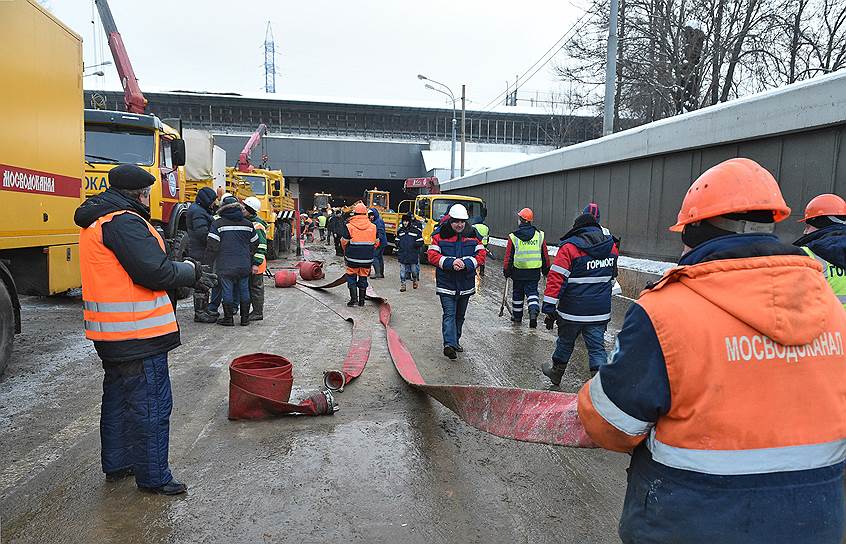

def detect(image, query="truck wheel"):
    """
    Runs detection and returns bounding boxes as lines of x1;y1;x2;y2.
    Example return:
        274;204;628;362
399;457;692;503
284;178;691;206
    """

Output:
169;230;191;300
267;235;278;261
280;222;292;253
0;282;14;377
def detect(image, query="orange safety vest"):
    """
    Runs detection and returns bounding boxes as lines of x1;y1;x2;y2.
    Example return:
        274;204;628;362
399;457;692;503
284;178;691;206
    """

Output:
80;210;178;342
580;254;846;474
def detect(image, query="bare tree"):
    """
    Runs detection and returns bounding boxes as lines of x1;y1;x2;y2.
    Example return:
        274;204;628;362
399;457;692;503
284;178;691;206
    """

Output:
554;0;842;128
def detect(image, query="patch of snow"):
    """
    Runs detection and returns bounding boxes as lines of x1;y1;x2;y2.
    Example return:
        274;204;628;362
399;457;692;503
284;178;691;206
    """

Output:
488;237;674;274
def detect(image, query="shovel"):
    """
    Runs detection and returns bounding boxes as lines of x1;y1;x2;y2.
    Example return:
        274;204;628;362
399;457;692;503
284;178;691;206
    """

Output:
499;278;512;317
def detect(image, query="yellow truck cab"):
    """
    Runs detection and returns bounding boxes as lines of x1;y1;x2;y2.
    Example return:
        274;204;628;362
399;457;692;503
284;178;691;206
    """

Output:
397;194;487;246
83;109;189;253
226;167;295;258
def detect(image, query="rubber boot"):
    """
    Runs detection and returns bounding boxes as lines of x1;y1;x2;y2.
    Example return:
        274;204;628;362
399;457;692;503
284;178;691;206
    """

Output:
193;292;216;323
529;308;539;329
541;361;568;386
400;282;407;292
358;288;367;306
479;264;485;277
239;302;251;326
347;286;357;307
217;304;235;326
249;274;264;321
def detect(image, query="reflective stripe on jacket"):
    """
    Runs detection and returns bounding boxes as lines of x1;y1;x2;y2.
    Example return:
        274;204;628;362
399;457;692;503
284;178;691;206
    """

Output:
509;230;544;269
341;214;377;268
252;215;268;274
80;210;178;342
802;246;846;308
427;222;487;296
578;254;846;475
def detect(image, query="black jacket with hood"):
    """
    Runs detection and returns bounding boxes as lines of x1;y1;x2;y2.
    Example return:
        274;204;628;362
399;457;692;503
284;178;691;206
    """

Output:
793;224;846;270
186;187;217;260
203;200;258;277
74;188;197;363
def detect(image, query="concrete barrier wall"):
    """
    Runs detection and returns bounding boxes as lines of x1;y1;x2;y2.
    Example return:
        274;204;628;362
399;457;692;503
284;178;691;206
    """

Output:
445;73;846;261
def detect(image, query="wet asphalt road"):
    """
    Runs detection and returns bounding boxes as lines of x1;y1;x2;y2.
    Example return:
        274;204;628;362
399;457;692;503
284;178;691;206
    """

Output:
0;243;631;543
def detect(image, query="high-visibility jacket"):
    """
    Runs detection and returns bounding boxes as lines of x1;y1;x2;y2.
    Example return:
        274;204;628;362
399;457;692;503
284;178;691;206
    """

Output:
474;223;489;246
509;230;544;269
579;253;846;473
251;215;268;274
341;214;376;268
80;210;178;342
802;246;846;309
318;215;328;228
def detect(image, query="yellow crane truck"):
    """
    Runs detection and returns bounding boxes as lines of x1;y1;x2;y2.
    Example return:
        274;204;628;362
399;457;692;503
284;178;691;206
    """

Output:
226;124;296;258
84;0;190;263
0;0;84;374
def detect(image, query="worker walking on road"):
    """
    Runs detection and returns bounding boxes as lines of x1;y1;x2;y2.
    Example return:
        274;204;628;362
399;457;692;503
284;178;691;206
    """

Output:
793;193;846;309
542;211;618;384
186;187;218;323
397;213;424;291
74;164;216;495
577;158;846;544
369;208;387;278
203;196;258;327
328;209;344;256
503;208;550;327
243;197;267;321
317;209;328;242
341;203;377;306
428;204;487;359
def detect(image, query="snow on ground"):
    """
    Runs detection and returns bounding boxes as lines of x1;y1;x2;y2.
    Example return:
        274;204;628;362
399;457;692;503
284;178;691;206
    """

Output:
488;236;675;275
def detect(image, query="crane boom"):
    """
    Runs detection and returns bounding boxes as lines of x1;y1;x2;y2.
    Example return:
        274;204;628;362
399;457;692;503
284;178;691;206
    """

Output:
94;0;147;114
237;124;268;172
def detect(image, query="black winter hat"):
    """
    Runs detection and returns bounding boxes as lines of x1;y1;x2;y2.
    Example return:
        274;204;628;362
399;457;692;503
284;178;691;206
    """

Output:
109;164;156;190
573;213;599;230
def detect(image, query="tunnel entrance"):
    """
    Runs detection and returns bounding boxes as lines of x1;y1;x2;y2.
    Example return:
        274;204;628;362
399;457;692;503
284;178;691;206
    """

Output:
297;177;411;211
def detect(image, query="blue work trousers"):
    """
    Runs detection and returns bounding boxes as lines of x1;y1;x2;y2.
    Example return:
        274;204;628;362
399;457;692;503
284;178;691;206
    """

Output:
553;321;608;371
220;274;250;306
400;263;420;283
439;294;470;348
511;279;540;319
100;353;174;488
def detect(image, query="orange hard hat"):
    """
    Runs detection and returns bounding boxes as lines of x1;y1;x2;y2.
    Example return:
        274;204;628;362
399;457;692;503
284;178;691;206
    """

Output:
669;158;790;232
799;194;846;222
517;207;534;222
354;202;368;214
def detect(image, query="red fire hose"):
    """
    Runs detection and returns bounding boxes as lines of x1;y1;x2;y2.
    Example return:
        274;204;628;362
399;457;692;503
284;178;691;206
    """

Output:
228;353;337;419
296;275;596;448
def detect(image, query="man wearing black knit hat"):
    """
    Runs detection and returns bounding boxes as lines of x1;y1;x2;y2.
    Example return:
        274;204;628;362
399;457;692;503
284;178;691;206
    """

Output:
74;164;216;495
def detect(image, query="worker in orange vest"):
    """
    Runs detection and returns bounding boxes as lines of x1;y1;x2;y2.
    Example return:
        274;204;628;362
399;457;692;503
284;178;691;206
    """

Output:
577;158;846;543
74;164;217;496
340;203;378;306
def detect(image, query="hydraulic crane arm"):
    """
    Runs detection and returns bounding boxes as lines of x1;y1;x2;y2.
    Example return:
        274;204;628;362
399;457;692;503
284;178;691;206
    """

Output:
94;0;147;114
237;124;268;172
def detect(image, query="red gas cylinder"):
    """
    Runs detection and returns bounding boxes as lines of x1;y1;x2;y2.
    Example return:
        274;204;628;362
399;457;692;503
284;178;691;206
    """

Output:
274;270;297;288
296;260;325;281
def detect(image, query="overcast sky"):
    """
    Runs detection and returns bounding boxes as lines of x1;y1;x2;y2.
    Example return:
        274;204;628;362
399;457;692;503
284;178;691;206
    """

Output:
46;0;584;109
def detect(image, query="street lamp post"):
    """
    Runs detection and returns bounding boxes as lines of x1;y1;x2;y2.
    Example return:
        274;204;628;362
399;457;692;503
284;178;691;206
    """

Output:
419;74;457;180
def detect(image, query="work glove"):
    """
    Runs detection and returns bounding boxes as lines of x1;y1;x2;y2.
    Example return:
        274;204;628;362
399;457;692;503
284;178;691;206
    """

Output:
544;314;556;330
186;258;218;292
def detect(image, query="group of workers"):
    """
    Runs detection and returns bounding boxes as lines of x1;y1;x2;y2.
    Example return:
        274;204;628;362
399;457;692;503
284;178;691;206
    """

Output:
74;157;846;542
187;188;267;327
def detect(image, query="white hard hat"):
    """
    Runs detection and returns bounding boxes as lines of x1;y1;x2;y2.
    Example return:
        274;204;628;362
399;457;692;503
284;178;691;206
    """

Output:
244;196;262;213
448;203;469;220
221;192;233;200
